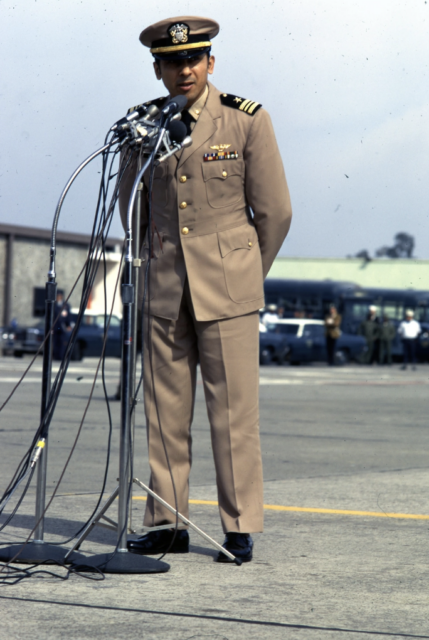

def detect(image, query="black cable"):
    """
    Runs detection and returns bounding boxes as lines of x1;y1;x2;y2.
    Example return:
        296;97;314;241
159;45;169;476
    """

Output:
0;469;35;534
0;146;130;542
0;122;184;578
0;134;135;583
0;560;105;586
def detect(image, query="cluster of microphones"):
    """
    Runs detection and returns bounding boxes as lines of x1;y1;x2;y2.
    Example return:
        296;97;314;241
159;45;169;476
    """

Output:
110;94;191;161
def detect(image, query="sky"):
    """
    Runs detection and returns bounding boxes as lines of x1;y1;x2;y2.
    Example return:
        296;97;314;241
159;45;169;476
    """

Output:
1;0;428;259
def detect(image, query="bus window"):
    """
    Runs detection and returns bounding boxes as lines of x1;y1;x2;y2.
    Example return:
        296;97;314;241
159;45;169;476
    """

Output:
343;301;372;319
299;297;322;316
381;302;402;321
415;304;428;322
278;297;300;315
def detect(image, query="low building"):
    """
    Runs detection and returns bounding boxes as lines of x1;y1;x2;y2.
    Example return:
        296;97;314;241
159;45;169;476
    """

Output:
0;223;123;326
268;256;429;292
3;226;428;329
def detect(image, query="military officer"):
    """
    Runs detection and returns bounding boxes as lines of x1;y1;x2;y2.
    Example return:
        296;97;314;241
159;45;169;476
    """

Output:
119;16;292;563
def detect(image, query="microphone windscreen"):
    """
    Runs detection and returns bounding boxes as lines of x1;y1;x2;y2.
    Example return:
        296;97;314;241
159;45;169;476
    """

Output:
173;95;188;111
168;120;187;143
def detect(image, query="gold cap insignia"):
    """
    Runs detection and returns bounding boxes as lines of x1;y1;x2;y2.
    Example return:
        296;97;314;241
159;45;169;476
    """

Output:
169;23;189;45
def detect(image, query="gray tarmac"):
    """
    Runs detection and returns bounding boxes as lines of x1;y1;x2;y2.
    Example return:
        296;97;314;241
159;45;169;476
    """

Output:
1;356;429;639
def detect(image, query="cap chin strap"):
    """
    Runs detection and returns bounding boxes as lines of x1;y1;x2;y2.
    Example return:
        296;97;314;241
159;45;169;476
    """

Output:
151;41;212;54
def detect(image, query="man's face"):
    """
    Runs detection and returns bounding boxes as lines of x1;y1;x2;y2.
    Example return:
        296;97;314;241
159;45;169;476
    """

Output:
154;54;215;107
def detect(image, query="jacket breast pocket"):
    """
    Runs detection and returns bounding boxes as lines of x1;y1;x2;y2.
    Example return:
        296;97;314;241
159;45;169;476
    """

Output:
202;159;245;209
218;224;263;303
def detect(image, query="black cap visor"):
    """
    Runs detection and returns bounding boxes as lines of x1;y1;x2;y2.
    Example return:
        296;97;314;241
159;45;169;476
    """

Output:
153;45;211;61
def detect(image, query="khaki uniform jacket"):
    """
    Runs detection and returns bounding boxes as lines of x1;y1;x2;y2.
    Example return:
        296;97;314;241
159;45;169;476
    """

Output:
324;313;342;339
118;82;292;322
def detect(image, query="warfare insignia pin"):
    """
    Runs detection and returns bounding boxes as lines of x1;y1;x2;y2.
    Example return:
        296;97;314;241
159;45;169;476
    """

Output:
169;23;189;44
210;144;232;151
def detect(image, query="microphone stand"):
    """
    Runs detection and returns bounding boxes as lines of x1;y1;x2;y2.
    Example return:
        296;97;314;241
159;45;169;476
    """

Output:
64;137;171;573
0;142;115;565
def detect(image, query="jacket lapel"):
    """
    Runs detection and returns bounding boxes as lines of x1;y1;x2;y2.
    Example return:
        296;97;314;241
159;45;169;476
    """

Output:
178;83;222;169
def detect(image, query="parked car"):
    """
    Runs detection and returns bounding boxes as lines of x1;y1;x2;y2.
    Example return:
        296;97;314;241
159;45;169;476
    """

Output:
13;322;45;357
68;312;122;360
12;313;122;360
259;327;290;365
1;326;18;356
266;319;367;365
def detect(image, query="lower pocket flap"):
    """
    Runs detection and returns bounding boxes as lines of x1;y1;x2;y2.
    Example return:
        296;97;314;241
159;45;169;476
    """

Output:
218;224;259;257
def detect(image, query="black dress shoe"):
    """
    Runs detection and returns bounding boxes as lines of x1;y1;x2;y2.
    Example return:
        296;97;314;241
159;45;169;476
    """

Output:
217;532;253;563
127;529;189;555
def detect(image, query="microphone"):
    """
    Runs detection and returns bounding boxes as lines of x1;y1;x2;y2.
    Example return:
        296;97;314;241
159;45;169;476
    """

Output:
135;105;161;138
111;103;156;132
161;95;188;117
141;104;160;121
168;120;187;143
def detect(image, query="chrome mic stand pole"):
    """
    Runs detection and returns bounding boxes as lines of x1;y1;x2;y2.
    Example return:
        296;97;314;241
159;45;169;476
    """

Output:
69;146;170;573
127;149;143;534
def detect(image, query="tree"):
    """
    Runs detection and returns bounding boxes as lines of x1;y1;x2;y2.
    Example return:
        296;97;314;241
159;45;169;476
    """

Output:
375;233;415;259
355;250;372;263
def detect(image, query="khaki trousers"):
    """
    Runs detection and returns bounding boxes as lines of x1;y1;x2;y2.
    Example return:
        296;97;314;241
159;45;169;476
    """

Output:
142;285;264;533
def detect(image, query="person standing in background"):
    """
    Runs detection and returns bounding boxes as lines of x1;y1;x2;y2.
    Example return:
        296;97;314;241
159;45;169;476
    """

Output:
379;314;396;365
53;292;71;361
398;310;421;370
324;305;341;366
261;304;280;326
358;305;380;364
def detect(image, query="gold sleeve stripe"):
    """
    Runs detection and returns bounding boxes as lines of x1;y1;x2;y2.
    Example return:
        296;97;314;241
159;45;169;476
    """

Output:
247;101;260;114
239;99;253;112
150;41;212;54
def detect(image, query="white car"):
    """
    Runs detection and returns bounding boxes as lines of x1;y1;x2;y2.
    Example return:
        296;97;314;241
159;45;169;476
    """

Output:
266;319;367;364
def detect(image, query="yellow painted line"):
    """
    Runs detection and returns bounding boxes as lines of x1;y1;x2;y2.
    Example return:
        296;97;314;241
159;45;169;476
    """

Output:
261;505;429;520
132;496;429;519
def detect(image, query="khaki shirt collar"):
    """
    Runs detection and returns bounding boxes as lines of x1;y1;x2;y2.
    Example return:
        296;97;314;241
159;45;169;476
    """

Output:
187;85;209;121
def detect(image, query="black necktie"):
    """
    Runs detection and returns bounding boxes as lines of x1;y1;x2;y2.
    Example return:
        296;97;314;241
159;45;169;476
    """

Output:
181;110;195;136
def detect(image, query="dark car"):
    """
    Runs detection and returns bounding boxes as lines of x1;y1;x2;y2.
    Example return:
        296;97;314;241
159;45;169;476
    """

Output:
68;313;122;360
267;319;367;365
13;313;122;360
13;322;45;357
1;326;18;356
259;326;290;365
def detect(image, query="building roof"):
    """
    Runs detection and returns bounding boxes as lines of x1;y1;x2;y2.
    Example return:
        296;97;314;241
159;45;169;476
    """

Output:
0;222;123;249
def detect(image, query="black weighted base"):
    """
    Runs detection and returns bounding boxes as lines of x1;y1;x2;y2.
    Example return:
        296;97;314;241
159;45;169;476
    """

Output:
0;542;86;565
71;550;170;574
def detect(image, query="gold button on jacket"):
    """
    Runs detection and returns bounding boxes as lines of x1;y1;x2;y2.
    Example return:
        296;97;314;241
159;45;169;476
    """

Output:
119;81;292;322
179;176;187;183
182;227;189;235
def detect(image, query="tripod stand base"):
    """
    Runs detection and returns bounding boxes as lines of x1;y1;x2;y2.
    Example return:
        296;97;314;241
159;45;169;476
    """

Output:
0;542;86;565
71;550;170;574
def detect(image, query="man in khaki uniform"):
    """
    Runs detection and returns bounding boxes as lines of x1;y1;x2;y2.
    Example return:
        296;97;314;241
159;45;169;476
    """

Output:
119;16;292;562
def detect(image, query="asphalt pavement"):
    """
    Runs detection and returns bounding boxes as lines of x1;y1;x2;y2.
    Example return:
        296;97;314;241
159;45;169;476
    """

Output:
1;355;429;639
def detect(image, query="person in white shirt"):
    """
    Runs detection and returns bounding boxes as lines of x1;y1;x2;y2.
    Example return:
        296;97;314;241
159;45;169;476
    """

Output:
261;304;280;326
398;310;421;370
